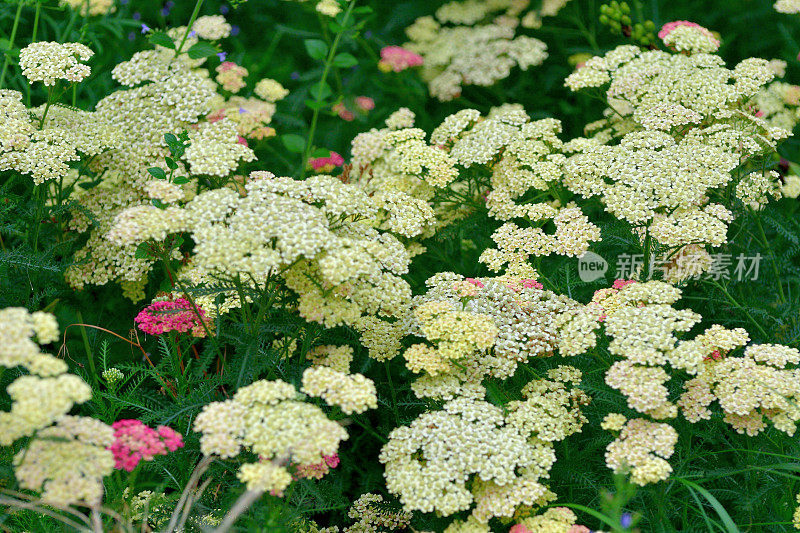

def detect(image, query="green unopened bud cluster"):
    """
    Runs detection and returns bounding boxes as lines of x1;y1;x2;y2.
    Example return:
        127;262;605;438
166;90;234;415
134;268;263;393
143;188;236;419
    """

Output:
102;367;124;386
599;2;657;46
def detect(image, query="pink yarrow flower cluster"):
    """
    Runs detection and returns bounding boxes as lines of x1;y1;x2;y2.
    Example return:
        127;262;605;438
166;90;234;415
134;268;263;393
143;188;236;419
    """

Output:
293;454;340;480
658;20;719;44
355;96;375;111
378;46;423;72
110;419;184;472
134;298;209;337
309;151;345;173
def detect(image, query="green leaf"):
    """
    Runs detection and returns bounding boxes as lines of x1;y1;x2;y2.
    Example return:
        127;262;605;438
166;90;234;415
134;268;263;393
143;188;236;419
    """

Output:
309;81;332;101
311;148;331;158
151;199;167;209
186;41;218;59
172;176;190;184
331;53;357;68
134;242;153;259
304;39;328;61
164;133;178;145
148;32;175;49
281;134;307;153
675;479;740;533
165;157;178;170
304;99;328;110
353;6;372;14
147;167;167;180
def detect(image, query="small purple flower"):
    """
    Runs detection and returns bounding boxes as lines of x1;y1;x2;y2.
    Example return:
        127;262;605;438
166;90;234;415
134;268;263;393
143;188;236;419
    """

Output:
290;71;300;80
220;4;229;14
128;31;136;41
364;30;373;38
120;0;128;4
620;513;633;529
238;107;247;114
133;12;141;20
140;23;150;33
217;52;227;61
189;30;197;38
166;1;175;7
160;6;170;16
231;25;240;36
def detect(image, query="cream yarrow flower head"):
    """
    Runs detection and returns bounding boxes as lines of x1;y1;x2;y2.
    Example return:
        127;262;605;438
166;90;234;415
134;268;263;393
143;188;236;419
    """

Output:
254;78;289;102
20;42;94;86
301;366;378;414
194;379;348;494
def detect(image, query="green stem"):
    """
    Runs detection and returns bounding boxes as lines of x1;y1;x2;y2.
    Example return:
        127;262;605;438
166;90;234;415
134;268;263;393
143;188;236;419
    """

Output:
640;228;652;281
300;0;357;178
707;279;770;340
175;0;206;56
38;86;55;129
0;1;24;89
76;310;99;387
31;0;42;43
752;210;787;305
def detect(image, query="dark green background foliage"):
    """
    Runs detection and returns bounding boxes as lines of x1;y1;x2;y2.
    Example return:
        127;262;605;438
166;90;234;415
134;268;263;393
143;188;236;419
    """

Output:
2;0;800;531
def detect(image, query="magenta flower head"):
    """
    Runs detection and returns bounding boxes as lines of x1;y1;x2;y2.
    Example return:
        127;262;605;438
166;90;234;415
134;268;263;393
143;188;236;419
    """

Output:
308;151;345;173
110;419;184;472
134;298;210;338
378;46;423;72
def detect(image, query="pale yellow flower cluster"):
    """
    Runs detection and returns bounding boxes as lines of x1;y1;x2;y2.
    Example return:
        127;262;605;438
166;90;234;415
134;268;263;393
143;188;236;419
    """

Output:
353;105;601;272
662;24;720;54
0;308;114;506
0;308;89;444
679;344;800;436
306;345;354;373
561;46;789;274
380;369;586;524
19;41;93;86
14;415;115;506
558;279;800;484
783;175;800;198
215;62;249;93
775;0;800;14
254;78;289;102
60;20;259;300
605;417;678;486
561;281;701;419
185;119;255;175
516;507;587;533
59;0;115;16
736;170;783;210
343;493;412;533
795;493;800;530
0;90;119;185
754;81;800;132
194;379;348;494
404;273;580;399
404;2;548;101
127;172;415;329
520;0;572;29
192;15;232;40
301;366;378;414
